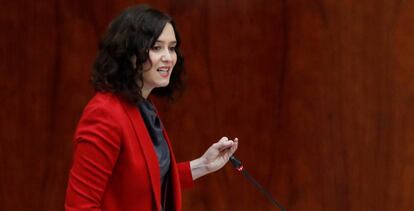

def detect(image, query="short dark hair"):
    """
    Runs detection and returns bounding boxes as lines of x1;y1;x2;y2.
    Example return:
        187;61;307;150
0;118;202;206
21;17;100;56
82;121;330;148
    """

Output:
91;4;185;105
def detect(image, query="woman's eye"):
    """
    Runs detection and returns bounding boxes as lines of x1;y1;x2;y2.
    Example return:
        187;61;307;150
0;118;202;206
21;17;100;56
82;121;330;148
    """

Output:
151;46;161;51
169;46;176;51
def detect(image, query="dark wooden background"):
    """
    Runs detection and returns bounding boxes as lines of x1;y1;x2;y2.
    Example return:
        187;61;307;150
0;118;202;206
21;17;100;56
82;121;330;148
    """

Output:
2;0;414;210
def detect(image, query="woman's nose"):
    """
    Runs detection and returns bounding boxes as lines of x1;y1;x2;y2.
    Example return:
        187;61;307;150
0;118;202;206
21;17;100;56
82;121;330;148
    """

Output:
161;49;172;61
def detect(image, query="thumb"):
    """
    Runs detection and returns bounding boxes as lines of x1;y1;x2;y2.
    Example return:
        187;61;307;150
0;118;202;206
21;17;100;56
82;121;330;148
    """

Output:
213;137;235;151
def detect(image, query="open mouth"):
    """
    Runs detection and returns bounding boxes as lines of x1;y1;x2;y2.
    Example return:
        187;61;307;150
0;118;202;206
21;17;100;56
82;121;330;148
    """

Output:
157;67;170;78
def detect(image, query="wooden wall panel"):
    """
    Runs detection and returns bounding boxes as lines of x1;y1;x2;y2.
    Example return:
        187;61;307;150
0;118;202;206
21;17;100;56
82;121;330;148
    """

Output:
160;1;287;210
1;1;59;210
1;0;414;210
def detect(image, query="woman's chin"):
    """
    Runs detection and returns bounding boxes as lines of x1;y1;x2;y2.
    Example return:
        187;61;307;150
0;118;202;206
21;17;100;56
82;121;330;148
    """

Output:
155;81;170;88
160;79;171;86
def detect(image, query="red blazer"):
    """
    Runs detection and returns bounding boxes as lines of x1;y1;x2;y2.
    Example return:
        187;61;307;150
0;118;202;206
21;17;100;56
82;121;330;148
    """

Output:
65;92;194;211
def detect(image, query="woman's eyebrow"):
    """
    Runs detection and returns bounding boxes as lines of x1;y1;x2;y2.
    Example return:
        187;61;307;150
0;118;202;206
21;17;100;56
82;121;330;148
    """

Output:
154;40;177;45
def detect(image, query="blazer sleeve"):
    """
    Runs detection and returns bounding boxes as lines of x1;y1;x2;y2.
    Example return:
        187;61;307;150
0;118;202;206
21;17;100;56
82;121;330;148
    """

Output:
65;104;122;211
177;161;194;189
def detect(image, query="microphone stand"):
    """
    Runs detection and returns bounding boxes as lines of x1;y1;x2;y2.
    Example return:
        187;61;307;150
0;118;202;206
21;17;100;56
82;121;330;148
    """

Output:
229;156;286;211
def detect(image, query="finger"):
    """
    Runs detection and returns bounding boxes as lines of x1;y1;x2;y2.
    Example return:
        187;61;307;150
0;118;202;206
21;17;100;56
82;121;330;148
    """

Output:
226;138;238;154
219;137;229;143
222;142;238;160
213;137;230;148
213;140;234;151
227;137;238;148
230;141;238;154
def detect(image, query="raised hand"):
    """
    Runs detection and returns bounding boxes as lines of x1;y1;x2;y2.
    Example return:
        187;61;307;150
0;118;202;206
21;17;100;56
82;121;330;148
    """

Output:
190;137;239;180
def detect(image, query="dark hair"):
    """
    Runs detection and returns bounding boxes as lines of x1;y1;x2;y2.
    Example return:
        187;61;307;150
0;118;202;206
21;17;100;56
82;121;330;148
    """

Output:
91;5;184;105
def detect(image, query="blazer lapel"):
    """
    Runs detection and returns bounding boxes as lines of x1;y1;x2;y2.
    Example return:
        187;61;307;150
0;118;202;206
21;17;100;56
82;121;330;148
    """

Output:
120;100;161;210
162;129;182;210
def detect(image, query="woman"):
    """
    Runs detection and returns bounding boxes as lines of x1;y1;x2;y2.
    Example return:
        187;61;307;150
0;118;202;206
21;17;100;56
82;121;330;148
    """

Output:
65;4;238;211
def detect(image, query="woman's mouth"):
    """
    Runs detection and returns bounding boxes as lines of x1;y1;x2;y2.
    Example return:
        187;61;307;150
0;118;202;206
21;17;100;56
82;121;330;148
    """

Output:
157;67;170;78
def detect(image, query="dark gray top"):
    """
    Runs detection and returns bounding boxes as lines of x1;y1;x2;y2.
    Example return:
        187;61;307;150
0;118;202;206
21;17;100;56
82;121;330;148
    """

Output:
138;100;171;187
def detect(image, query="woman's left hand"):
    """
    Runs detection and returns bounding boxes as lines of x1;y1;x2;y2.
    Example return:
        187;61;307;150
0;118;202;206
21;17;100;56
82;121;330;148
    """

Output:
190;137;239;180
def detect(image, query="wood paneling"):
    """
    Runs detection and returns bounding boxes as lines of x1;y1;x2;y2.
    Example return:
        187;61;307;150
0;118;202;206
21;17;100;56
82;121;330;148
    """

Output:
1;0;414;210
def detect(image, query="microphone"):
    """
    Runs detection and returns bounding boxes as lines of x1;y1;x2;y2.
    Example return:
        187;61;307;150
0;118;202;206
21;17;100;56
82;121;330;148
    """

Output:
229;156;286;211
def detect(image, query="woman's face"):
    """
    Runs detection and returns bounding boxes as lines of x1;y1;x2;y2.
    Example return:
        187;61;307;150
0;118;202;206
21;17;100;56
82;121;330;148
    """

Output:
141;23;177;97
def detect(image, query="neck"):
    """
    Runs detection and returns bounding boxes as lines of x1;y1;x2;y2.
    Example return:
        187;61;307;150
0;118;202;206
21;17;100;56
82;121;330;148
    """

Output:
141;86;152;99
